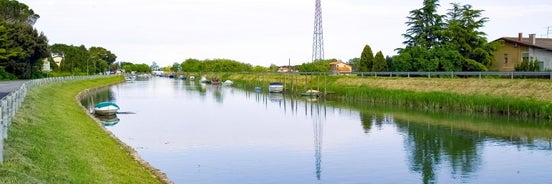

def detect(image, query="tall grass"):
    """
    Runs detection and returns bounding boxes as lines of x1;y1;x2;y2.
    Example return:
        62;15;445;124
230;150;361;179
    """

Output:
0;76;166;183
227;73;552;120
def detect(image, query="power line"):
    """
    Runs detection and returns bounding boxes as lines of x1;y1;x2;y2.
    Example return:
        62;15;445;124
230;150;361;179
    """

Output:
542;26;552;38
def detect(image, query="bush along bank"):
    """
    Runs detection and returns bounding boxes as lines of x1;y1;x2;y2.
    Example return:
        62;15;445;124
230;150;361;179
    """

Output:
223;73;552;120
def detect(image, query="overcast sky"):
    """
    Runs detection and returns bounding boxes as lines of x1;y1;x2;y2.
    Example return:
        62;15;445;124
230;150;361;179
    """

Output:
20;0;552;67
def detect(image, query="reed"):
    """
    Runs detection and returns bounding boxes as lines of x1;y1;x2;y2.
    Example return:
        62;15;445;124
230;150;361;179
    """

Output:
226;73;552;120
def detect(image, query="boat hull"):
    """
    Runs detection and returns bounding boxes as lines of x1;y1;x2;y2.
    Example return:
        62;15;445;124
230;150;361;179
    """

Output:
94;107;119;116
94;102;120;116
268;82;284;93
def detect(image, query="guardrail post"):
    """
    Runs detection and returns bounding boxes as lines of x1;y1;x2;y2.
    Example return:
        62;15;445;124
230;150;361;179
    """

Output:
2;99;6;140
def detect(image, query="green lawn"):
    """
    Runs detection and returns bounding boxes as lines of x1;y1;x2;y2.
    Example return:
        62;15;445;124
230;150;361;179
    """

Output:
0;76;166;183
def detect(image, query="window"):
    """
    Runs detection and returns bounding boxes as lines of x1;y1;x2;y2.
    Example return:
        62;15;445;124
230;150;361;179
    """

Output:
522;52;530;62
504;54;508;63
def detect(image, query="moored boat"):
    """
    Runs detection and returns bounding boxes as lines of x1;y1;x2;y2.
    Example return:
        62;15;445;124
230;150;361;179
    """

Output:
211;77;221;85
268;82;284;93
223;80;234;86
199;76;210;83
94;102;120;116
301;89;321;97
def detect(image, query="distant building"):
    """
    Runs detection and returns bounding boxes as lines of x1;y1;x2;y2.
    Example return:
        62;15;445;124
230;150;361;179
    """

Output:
42;58;51;72
491;33;552;71
277;66;298;73
52;53;63;67
330;61;352;74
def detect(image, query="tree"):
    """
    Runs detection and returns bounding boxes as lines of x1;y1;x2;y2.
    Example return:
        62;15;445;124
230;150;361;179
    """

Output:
0;0;40;25
171;62;180;72
0;0;47;79
402;0;444;50
150;61;160;71
297;59;334;72
89;46;116;74
348;58;360;72
181;58;203;72
372;51;388;72
395;1;495;72
0;21;48;78
359;45;374;72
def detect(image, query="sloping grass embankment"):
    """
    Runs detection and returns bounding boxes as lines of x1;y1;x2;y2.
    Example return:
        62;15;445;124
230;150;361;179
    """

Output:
0;76;167;183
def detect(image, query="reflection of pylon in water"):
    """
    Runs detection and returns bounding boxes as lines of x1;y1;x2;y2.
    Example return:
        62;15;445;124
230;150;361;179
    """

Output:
311;103;325;180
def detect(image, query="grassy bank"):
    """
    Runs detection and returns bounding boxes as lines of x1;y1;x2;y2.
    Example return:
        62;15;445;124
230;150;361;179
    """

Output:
0;76;166;183
217;73;552;119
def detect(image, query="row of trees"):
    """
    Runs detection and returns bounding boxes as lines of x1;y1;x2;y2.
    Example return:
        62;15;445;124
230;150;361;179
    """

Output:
393;0;498;72
300;1;499;73
178;58;267;73
49;43;117;75
0;0;122;79
0;0;48;79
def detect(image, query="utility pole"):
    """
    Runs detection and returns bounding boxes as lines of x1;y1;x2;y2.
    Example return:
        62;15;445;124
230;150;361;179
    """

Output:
542;26;552;38
312;0;324;62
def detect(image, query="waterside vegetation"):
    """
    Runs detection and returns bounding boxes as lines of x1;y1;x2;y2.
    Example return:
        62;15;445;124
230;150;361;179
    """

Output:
206;73;552;119
0;76;166;183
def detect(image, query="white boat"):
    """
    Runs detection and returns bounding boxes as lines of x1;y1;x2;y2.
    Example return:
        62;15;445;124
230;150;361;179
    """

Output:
223;80;234;86
94;102;120;116
301;89;321;97
199;76;209;83
268;82;284;93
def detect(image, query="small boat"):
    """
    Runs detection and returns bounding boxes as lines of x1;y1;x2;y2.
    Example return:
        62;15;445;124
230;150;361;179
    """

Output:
301;89;321;97
223;80;234;86
268;82;284;93
94;102;120;116
189;76;195;80
211;77;221;85
254;86;262;92
125;75;136;82
199;76;210;83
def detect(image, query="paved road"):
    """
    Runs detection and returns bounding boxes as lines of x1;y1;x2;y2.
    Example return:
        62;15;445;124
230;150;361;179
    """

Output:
0;80;27;99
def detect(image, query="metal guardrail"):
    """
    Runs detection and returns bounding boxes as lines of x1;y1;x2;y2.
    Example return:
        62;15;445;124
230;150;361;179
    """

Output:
0;75;105;164
291;71;552;79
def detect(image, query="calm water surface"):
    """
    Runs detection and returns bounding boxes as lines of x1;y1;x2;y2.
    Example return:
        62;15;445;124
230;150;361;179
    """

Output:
82;77;552;184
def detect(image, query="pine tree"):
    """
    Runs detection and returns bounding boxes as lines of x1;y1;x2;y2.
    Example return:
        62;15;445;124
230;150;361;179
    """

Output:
372;51;388;72
359;45;374;72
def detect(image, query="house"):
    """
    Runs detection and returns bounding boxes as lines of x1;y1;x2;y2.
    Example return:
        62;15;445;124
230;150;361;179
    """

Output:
277;66;297;73
52;53;64;67
491;33;552;71
330;61;352;74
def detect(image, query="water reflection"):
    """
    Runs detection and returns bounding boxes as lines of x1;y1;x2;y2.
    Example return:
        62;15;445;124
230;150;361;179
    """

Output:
97;115;120;126
310;103;325;180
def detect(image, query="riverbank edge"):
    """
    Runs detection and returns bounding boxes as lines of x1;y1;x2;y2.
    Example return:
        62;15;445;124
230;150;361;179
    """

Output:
0;76;168;183
215;73;552;120
76;79;172;184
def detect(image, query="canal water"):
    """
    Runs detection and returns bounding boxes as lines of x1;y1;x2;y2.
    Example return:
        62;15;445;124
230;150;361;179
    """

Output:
81;77;552;184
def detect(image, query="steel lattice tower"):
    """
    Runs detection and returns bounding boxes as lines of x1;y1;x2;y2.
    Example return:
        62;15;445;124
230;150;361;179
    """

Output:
312;0;324;62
